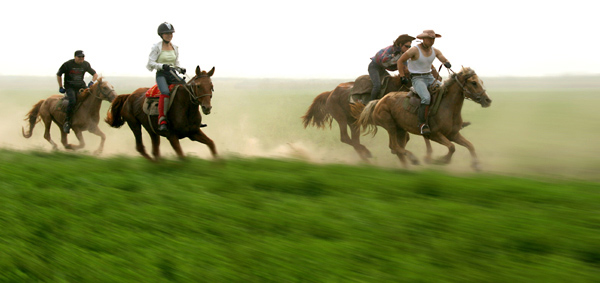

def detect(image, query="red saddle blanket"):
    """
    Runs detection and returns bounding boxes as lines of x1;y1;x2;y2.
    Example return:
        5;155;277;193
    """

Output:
145;84;176;97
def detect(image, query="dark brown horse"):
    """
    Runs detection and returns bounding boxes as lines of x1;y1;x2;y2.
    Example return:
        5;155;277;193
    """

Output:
22;78;117;154
352;67;492;170
105;66;216;161
302;74;409;160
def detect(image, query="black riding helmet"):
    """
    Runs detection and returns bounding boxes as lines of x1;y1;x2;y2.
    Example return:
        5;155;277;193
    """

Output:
157;22;175;36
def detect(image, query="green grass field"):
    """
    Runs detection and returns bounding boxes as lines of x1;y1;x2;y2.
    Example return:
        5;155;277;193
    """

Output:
1;75;599;281
0;149;599;282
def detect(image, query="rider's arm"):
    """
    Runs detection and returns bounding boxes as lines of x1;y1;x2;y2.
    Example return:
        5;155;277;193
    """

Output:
435;48;449;65
56;75;63;88
397;48;416;77
146;43;163;71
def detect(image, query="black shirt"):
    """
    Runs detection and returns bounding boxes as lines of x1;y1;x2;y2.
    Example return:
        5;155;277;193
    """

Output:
57;59;96;89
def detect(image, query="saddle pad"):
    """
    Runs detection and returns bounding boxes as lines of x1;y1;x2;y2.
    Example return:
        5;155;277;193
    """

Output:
142;86;179;115
348;74;393;103
54;97;82;113
145;84;176;98
402;85;445;115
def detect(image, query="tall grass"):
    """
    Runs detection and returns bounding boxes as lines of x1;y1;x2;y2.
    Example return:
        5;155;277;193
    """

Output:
1;149;598;282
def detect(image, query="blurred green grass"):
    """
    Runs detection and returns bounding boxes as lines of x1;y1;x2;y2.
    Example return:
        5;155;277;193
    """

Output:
0;149;598;281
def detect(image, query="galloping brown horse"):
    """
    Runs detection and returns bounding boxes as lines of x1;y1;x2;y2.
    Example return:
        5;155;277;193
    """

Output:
22;78;117;154
105;66;216;161
302;74;409;160
352;67;492;170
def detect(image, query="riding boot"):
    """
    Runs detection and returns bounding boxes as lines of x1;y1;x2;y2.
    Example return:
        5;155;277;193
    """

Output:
63;103;74;134
158;94;169;131
418;104;431;136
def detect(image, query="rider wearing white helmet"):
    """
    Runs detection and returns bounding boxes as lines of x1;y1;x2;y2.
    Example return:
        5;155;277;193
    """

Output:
147;22;187;131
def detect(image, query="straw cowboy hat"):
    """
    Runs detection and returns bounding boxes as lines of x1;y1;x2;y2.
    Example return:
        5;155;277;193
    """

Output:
416;30;442;39
393;34;416;47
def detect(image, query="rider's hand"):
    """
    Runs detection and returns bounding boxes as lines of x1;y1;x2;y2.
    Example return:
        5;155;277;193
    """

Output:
401;76;410;85
59;87;66;94
444;62;452;69
163;64;171;71
88;81;94;88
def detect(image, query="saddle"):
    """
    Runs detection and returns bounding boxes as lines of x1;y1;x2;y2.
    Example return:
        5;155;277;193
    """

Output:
348;74;395;104
142;84;179;115
402;84;445;115
54;89;86;112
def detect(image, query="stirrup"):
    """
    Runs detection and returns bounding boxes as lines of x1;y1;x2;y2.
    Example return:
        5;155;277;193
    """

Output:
420;123;431;135
158;123;168;131
63;122;71;134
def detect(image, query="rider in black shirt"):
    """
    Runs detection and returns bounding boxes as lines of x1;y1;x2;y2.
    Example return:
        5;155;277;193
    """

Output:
56;50;98;133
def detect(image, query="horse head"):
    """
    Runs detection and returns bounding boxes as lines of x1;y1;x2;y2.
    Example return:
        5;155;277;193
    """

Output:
91;77;117;102
188;65;215;115
456;67;492;108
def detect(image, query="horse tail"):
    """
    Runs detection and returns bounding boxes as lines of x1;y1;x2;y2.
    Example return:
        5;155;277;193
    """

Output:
356;100;379;136
302;91;332;129
22;99;44;138
105;94;129;128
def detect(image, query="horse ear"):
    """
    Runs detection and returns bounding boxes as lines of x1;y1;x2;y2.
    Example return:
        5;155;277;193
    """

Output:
207;67;215;77
196;65;201;76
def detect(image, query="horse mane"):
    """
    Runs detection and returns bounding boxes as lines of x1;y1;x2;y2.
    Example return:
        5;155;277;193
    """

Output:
77;76;104;100
439;67;475;93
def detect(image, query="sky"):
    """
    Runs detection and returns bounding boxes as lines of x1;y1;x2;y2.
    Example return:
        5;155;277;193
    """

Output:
2;0;598;79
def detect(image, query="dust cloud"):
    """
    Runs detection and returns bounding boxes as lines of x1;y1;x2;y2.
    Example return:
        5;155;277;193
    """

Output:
2;75;600;181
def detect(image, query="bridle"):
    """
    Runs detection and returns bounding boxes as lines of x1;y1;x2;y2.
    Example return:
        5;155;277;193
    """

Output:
90;81;116;100
186;75;213;105
171;70;213;106
447;68;486;103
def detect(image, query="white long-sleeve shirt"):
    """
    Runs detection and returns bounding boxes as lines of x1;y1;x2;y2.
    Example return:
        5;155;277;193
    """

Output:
146;41;180;72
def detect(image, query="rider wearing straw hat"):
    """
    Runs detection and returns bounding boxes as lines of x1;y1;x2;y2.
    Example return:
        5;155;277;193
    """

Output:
147;22;187;131
398;29;451;136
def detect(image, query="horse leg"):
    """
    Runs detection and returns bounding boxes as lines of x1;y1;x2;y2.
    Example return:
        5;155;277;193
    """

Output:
88;125;106;155
379;124;409;168
149;132;161;161
166;135;185;160
189;130;218;158
334;116;370;161
127;122;153;160
451;132;481;171
69;129;86;150
396;128;419;165
428;133;455;165
43;118;58;150
350;123;372;160
60;129;73;150
423;137;433;164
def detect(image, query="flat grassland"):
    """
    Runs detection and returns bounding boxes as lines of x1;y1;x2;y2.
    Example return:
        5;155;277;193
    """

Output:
2;75;599;180
0;75;599;281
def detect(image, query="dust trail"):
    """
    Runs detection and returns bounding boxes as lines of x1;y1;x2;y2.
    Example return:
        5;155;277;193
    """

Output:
3;76;600;181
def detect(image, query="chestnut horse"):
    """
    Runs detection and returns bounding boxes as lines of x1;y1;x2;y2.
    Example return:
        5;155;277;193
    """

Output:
22;78;117;154
105;66;216;160
302;74;409;160
352;67;492;170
